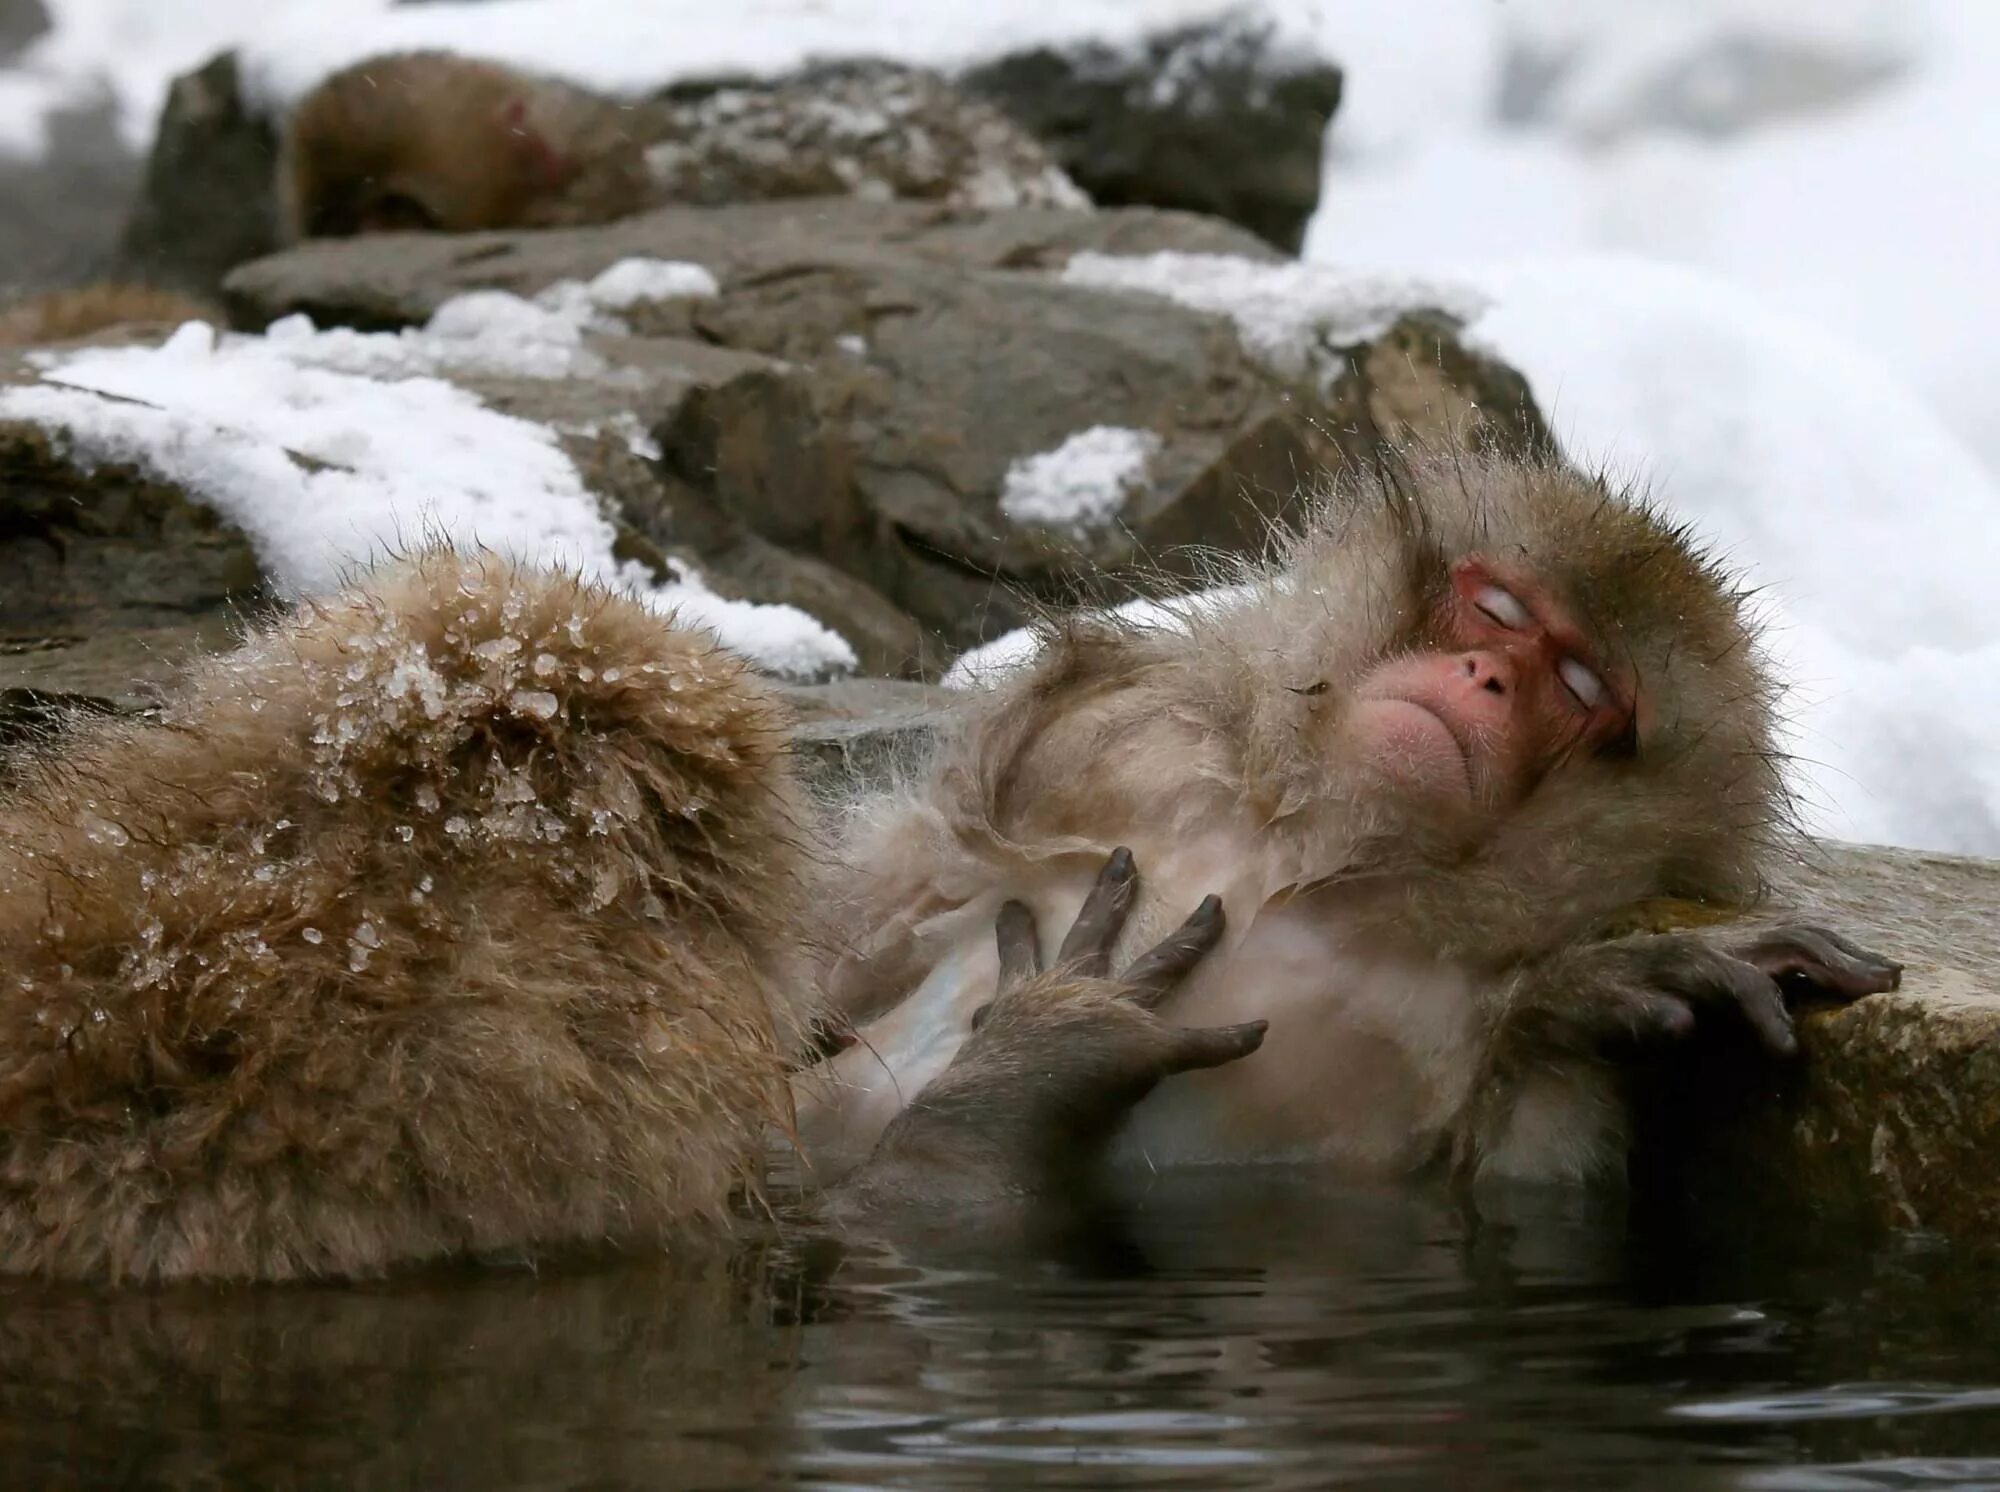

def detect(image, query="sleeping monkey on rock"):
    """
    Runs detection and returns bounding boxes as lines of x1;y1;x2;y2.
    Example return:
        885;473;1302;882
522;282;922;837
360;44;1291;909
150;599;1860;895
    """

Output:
804;448;1900;1183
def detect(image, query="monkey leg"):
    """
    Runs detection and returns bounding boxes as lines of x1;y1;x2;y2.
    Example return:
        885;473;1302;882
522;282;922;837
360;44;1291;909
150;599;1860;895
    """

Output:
1457;921;1902;1183
0;551;814;1283
833;849;1264;1214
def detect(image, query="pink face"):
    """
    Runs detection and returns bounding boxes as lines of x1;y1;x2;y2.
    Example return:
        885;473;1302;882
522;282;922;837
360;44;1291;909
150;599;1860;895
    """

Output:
1348;557;1636;808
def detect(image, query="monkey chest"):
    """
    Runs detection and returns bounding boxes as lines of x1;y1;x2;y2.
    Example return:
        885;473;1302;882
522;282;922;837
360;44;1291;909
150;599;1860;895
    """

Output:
1113;898;1486;1171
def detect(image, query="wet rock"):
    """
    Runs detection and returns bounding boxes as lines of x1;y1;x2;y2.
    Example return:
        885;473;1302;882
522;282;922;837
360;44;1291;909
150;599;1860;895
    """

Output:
0;414;266;743
1637;843;2000;1243
963;11;1343;252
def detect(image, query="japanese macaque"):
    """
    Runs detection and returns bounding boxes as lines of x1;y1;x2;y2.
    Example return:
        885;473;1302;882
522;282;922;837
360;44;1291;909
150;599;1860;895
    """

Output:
0;552;813;1281
0;553;1243;1282
277;51;1085;242
802;449;1902;1183
0;284;218;347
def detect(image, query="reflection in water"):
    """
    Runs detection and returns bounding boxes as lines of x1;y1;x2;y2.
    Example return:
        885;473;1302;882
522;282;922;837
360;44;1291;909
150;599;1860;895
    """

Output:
1;1172;1998;1489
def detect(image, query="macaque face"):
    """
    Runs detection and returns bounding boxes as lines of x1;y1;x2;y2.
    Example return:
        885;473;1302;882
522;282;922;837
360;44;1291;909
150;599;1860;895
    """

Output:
1348;556;1638;812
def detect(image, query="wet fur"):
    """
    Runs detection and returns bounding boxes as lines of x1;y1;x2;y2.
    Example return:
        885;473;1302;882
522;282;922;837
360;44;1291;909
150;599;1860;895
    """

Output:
0;551;811;1281
822;448;1792;1178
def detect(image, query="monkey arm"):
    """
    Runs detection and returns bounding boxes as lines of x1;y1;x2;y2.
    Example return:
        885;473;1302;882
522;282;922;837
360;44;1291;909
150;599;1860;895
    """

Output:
1457;921;1903;1182
828;849;1265;1215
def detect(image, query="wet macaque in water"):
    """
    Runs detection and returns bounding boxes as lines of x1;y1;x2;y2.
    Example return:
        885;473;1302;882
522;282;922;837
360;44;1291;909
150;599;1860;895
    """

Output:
277;51;1084;241
804;450;1901;1183
0;555;1239;1281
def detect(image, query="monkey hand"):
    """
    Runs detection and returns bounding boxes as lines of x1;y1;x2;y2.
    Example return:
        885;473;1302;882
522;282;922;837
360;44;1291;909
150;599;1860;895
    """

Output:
836;848;1264;1211
1516;921;1903;1058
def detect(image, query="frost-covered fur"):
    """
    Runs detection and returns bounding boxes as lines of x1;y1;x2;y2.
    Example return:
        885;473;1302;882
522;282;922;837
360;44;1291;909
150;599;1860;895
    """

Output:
0;552;810;1282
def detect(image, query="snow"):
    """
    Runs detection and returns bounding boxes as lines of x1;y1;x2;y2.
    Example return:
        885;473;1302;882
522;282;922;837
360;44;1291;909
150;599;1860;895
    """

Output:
1301;0;2000;481
252;258;715;381
998;426;1160;536
1065;252;1486;387
0;302;856;680
582;258;720;309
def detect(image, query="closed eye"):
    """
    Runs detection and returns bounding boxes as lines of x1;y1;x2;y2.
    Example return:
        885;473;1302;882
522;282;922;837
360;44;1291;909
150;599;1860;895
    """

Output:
1473;584;1532;630
1558;656;1605;710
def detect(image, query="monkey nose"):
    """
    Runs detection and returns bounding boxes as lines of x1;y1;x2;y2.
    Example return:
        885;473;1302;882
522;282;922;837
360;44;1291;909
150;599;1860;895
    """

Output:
1459;651;1512;695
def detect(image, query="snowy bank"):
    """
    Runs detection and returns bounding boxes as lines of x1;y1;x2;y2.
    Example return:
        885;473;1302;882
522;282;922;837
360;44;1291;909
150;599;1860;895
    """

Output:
0;266;855;680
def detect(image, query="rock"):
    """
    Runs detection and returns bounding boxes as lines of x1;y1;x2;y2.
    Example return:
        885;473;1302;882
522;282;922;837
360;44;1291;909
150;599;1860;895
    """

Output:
115;53;280;296
225;199;1529;653
963;11;1343;253
0;413;265;744
643;61;1086;211
221;198;1279;330
1636;843;2000;1243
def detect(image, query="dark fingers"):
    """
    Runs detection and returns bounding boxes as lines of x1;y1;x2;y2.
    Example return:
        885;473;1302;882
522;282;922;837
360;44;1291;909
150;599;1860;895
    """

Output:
1737;925;1903;1000
1120;895;1226;1008
995;899;1042;992
1715;962;1797;1056
1162;1019;1269;1075
1056;846;1137;977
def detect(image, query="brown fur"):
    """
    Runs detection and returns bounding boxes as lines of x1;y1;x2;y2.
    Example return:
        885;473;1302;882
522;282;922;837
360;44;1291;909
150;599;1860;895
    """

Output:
0;550;812;1282
0;284;219;347
843;448;1786;985
818;447;1794;1177
277;50;1084;242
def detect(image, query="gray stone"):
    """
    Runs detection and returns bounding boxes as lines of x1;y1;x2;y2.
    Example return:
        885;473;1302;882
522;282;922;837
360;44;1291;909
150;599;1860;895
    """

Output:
115;53;280;296
221;197;1278;329
962;10;1343;252
0;413;266;742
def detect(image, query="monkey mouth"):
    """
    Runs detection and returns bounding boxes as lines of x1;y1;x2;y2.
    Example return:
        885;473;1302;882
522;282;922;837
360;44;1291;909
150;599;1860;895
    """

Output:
1370;697;1475;799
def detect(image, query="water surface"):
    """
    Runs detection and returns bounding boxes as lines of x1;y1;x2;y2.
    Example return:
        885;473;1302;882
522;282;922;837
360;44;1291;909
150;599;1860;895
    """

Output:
3;1172;1997;1490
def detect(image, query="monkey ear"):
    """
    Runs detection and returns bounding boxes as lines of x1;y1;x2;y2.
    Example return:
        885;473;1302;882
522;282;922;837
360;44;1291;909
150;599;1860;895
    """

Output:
495;98;577;189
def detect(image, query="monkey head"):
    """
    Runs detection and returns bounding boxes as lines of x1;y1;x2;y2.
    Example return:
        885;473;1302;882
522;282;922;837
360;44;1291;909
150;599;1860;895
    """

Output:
1215;450;1791;957
278;52;610;240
